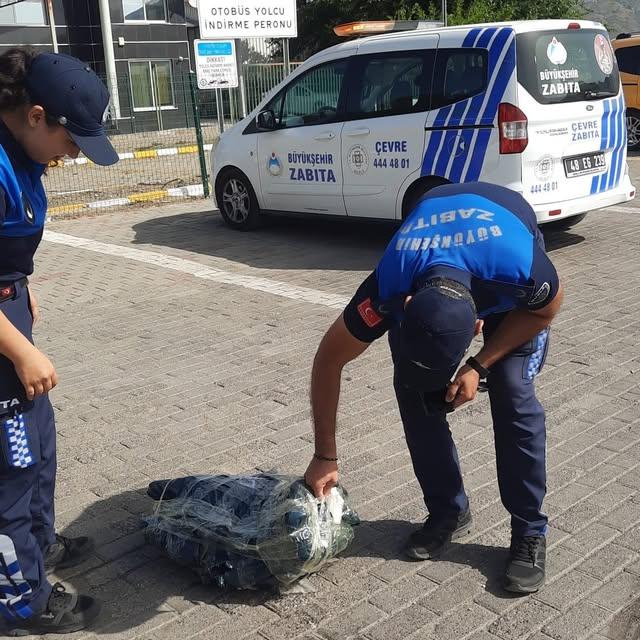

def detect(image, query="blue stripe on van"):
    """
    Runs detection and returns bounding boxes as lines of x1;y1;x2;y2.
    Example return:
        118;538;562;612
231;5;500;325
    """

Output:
615;96;628;187
606;95;620;190
446;29;504;183
448;28;513;182
475;26;498;49
591;98;611;194
464;31;516;182
462;27;483;47
597;96;622;192
598;98;622;192
434;100;471;176
421;106;450;175
424;27;513;182
421;28;484;177
601;96;619;191
610;94;626;190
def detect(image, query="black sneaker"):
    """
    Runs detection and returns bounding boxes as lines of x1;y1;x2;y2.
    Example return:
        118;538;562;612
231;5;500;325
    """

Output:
404;509;473;560
5;582;100;636
45;535;94;571
504;534;546;594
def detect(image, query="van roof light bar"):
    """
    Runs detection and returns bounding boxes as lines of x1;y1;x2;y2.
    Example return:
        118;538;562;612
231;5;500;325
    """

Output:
334;20;444;37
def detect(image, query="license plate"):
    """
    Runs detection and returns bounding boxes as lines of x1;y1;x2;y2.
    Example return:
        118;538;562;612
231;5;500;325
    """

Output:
563;152;606;178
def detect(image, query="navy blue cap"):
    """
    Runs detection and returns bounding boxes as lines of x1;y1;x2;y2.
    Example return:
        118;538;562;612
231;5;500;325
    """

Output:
25;53;118;166
393;280;477;391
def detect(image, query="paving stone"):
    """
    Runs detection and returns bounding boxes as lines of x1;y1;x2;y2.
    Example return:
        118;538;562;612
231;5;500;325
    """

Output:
488;599;558;640
368;573;438;614
363;604;436;640
559;524;621;556
578;544;638;581
432;603;496;640
601;502;640;533
551;501;607;534
543;601;611;640
534;570;602;610
317;602;386;640
598;597;640;640
587;571;640;612
419;573;484;615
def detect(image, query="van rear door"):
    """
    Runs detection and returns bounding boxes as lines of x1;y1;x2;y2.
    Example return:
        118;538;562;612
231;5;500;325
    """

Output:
516;29;624;205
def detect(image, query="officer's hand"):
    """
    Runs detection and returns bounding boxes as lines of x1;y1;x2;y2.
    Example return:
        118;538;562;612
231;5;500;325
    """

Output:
304;457;338;499
27;287;40;326
14;345;58;400
446;364;480;410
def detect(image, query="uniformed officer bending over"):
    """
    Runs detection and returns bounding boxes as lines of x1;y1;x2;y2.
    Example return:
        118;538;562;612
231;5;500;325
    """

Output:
0;48;118;634
304;182;563;594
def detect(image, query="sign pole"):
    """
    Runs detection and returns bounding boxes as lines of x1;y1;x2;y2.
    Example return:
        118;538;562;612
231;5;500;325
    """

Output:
283;38;291;77
216;88;225;134
236;39;248;118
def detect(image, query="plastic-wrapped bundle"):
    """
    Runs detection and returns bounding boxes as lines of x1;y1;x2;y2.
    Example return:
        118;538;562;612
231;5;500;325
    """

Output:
143;474;359;590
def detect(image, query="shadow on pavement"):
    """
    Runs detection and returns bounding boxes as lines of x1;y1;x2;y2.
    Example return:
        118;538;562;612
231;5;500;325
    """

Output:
132;211;397;273
541;226;586;252
344;519;521;601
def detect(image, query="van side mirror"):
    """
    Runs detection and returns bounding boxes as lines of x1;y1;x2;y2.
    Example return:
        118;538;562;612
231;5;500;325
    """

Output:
256;109;277;130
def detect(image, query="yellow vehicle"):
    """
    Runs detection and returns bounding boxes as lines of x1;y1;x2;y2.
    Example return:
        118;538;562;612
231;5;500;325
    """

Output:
613;33;640;149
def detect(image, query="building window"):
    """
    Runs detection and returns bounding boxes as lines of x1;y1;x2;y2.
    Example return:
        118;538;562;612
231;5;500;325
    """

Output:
129;60;175;111
123;0;167;22
0;0;46;25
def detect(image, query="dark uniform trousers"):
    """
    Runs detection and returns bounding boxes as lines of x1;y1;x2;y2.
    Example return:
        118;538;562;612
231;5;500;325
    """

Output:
392;313;550;537
0;279;55;620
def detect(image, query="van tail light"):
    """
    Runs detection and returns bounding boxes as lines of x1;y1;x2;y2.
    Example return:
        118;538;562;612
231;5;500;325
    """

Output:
567;22;581;29
499;103;528;154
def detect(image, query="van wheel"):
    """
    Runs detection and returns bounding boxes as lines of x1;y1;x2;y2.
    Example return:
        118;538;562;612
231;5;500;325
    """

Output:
545;213;587;231
627;109;640;150
402;177;449;219
216;169;261;231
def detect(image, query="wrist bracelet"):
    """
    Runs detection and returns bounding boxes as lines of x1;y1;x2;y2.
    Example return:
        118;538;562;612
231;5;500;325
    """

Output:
466;356;490;379
314;452;338;462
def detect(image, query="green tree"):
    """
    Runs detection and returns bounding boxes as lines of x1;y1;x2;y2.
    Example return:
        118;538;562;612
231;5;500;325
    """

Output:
291;0;585;58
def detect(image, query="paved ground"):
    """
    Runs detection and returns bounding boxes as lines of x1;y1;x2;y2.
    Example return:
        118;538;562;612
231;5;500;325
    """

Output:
9;159;640;639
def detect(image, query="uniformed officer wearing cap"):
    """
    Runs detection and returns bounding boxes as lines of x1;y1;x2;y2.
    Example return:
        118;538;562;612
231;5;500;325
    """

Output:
304;182;564;594
0;47;118;635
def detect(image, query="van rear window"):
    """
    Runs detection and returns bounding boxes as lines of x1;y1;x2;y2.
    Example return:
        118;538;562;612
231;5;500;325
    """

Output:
517;30;619;104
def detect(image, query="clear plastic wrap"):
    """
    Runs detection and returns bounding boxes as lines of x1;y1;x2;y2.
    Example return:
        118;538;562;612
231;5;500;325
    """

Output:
143;474;360;589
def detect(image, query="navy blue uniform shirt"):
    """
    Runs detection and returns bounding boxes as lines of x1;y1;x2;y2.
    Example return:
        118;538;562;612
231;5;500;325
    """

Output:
0;121;47;282
344;182;560;342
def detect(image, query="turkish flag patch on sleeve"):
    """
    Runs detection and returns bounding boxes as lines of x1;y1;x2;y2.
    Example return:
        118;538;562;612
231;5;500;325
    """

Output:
357;298;383;328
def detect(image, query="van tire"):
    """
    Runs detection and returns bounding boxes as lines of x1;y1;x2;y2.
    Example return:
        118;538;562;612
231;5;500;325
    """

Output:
545;213;587;231
215;169;261;231
627;109;640;151
402;177;450;219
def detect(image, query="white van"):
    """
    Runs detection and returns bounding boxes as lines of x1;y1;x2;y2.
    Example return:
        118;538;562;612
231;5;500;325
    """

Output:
211;20;636;230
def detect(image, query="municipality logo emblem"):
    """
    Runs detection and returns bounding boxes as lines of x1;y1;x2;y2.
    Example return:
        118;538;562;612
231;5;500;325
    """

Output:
267;153;282;176
348;145;369;175
535;156;554;181
547;37;568;66
594;34;614;76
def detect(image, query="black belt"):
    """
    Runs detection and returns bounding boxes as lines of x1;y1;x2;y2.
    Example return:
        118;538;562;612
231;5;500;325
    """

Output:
0;277;28;303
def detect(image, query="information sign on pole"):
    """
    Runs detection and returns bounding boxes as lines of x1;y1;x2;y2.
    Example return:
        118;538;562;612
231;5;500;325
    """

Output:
194;39;239;89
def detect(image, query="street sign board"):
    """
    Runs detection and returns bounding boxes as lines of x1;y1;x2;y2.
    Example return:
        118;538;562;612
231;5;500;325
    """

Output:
194;39;239;89
198;0;297;39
